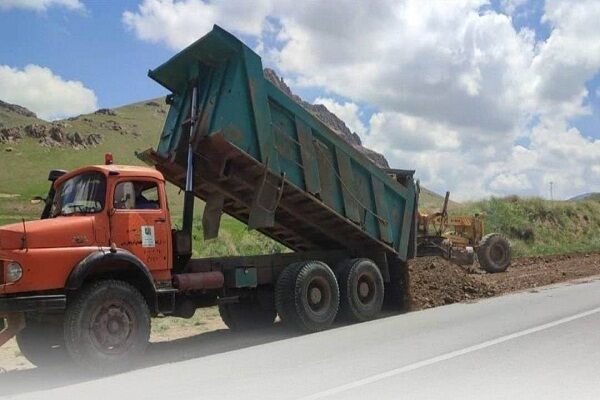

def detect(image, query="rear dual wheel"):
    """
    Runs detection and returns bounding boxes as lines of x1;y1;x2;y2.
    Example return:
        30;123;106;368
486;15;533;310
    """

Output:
336;258;384;322
275;261;339;332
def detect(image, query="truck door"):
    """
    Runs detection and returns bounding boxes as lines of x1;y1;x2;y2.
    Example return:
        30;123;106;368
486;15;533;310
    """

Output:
110;179;171;272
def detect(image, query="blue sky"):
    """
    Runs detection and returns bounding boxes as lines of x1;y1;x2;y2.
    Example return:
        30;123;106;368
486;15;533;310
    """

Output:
0;1;172;107
1;0;599;200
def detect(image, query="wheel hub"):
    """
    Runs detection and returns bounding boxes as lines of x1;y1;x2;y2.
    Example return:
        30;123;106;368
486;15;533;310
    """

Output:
358;282;370;298
357;274;376;304
309;287;322;304
90;301;135;354
306;276;331;314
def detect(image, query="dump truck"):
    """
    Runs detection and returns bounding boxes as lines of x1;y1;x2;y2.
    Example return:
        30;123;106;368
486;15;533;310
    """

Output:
0;25;510;371
0;26;418;371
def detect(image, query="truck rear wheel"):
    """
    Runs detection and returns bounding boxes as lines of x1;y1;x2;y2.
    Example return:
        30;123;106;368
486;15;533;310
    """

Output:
336;258;384;322
64;280;151;372
219;301;276;331
16;319;68;367
275;261;339;332
477;233;511;273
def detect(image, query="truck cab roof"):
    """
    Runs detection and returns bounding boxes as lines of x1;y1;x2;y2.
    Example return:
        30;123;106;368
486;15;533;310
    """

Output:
55;164;164;186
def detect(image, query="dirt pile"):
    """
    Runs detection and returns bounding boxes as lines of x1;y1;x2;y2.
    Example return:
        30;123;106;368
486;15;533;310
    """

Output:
408;257;496;310
264;68;390;169
408;252;600;311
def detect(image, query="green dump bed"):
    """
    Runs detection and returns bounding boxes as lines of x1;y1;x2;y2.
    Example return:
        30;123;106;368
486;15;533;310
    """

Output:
141;25;417;261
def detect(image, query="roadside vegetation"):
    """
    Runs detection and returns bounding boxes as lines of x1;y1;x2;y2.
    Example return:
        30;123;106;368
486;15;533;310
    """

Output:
453;196;600;257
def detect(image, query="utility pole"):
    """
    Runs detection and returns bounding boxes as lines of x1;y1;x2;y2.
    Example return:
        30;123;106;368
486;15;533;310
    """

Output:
549;181;554;201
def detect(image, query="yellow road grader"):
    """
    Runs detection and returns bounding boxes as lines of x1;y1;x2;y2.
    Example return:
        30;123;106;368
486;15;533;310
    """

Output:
416;191;511;273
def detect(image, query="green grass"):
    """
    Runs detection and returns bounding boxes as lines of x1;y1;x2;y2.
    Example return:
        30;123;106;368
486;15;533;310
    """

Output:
454;196;600;257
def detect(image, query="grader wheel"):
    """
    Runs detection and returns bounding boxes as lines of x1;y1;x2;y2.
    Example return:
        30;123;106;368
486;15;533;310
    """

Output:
477;233;511;273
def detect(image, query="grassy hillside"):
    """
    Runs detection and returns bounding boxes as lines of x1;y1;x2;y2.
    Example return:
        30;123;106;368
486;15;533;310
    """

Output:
453;196;600;257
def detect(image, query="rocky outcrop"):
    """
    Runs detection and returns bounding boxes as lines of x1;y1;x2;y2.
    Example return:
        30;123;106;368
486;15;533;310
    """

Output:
264;68;389;168
0;127;23;143
0;123;102;148
94;108;117;116
24;123;47;138
100;120;123;132
0;100;37;118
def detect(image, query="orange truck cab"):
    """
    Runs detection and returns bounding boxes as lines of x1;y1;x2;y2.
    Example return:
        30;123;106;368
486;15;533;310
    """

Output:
0;161;179;370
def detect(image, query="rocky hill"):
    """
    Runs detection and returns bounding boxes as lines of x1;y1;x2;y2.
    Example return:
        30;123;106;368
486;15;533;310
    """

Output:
569;192;600;202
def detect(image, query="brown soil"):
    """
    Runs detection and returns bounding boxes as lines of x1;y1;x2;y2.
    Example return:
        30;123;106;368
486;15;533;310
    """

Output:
1;252;600;375
409;252;600;310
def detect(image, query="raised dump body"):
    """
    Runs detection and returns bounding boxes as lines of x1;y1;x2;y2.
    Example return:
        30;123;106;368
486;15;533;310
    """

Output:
140;25;417;261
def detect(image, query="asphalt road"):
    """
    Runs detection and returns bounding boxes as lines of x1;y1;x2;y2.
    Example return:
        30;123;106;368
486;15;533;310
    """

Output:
5;276;600;400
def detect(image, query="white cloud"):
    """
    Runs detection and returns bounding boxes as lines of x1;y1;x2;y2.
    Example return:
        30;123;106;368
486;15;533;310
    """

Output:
123;0;273;50
0;0;84;11
489;173;532;192
313;97;366;136
0;64;97;120
366;112;461;152
123;0;600;200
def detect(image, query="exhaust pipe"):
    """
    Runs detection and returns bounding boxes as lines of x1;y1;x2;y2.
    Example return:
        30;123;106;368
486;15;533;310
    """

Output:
173;271;224;291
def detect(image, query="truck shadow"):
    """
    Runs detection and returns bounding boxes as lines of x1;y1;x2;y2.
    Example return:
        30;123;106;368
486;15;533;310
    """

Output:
0;324;301;396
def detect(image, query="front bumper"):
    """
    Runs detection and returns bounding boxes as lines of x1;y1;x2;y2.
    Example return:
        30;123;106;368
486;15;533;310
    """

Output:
0;295;66;347
0;294;66;313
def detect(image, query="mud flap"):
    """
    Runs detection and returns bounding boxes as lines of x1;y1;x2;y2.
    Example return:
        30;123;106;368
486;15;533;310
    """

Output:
0;313;25;347
202;193;225;240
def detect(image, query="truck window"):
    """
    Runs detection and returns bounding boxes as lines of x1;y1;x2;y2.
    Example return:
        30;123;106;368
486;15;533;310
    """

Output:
54;172;106;216
114;181;160;210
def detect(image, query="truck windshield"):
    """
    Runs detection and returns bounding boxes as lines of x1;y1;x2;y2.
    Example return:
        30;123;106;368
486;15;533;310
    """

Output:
54;172;106;216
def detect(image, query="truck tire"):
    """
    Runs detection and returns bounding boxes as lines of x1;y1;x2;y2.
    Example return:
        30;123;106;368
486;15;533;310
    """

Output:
16;319;69;367
383;258;412;311
477;233;511;273
64;280;151;372
336;258;384;322
275;261;339;332
219;302;276;331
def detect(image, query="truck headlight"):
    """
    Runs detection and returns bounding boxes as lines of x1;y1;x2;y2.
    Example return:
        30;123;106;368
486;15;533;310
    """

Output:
5;261;23;283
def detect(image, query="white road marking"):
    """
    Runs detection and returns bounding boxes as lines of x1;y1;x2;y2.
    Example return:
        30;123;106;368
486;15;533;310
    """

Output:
301;306;600;399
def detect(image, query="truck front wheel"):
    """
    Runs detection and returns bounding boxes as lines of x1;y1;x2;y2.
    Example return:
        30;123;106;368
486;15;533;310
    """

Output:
64;280;151;372
16;319;68;367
